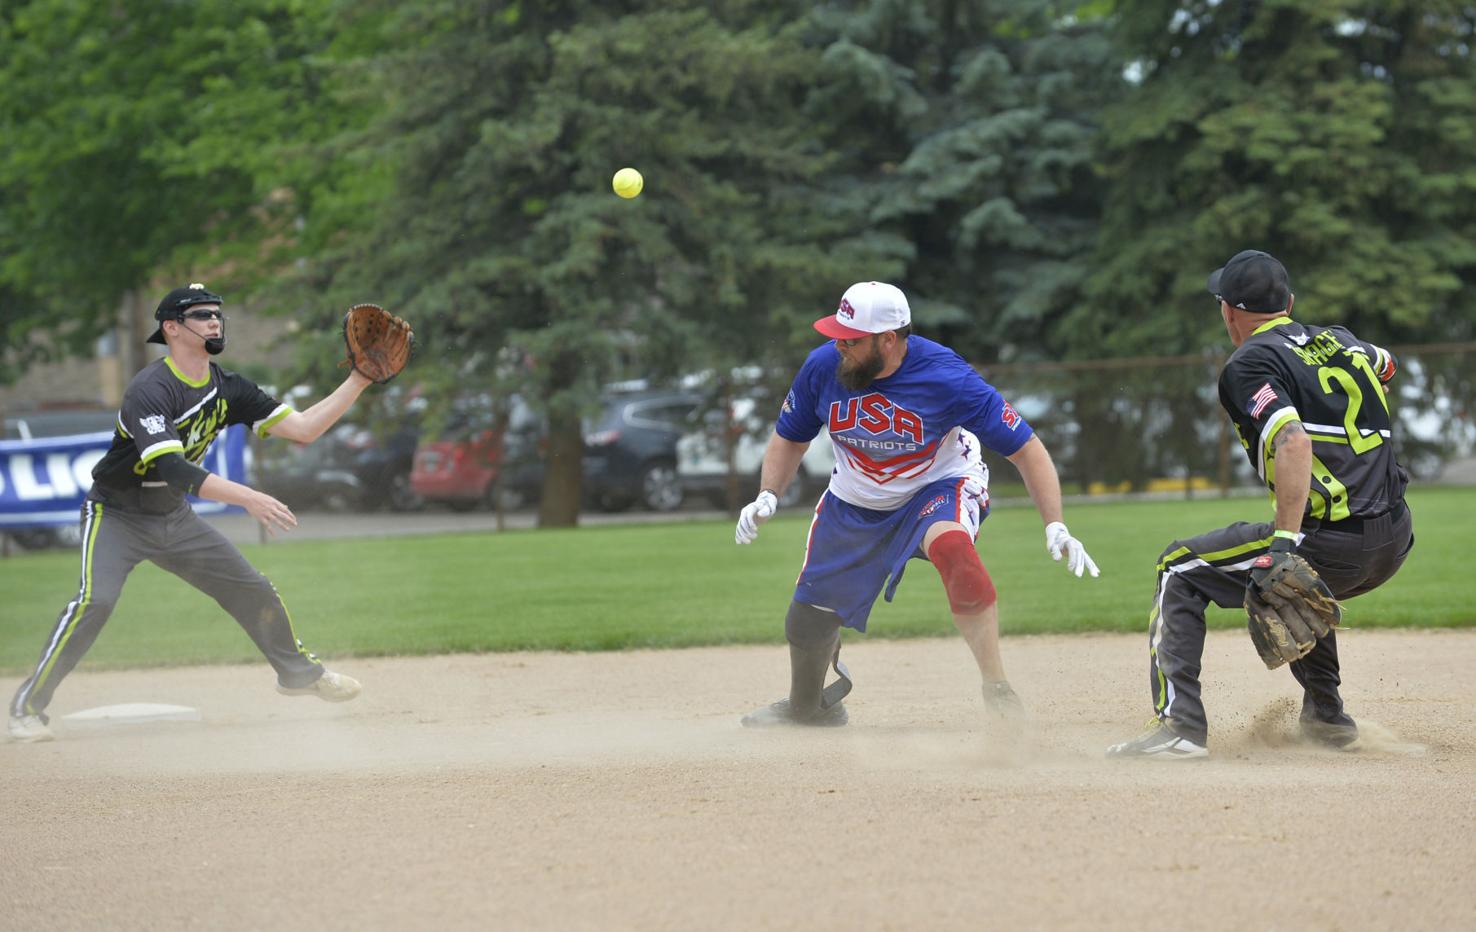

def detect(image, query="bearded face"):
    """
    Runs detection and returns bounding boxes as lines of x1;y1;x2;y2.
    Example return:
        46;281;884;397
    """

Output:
836;335;886;390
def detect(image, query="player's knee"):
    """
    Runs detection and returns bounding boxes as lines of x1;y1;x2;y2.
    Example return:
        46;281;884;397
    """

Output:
224;574;282;612
85;595;118;617
785;601;840;648
928;530;996;615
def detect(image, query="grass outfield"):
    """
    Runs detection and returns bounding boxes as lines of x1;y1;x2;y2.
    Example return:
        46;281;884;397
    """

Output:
0;487;1470;672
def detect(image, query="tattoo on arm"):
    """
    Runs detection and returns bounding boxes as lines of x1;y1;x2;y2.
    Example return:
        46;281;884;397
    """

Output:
1273;421;1306;449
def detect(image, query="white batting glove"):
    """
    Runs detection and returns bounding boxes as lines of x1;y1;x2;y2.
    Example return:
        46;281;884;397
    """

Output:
735;490;779;545
1045;521;1099;578
962;475;987;502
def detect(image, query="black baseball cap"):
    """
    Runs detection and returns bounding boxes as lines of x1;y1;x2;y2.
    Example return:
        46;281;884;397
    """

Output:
1206;250;1290;313
147;283;224;344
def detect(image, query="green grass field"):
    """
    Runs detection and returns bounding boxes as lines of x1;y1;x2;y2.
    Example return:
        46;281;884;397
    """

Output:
1;487;1470;673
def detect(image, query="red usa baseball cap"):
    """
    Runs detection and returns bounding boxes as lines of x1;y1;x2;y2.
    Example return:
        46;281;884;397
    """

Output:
814;281;912;340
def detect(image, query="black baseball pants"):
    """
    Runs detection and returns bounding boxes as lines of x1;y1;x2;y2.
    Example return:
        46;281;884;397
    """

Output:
1145;503;1413;745
10;499;324;721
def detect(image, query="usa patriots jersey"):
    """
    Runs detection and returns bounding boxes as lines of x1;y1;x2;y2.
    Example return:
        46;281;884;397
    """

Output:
1218;317;1405;521
776;337;1034;510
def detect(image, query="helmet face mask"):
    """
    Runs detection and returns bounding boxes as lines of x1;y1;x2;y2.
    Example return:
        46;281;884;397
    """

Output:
199;325;227;356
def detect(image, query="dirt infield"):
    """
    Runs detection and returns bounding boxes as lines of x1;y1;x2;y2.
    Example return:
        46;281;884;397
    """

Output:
4;630;1473;931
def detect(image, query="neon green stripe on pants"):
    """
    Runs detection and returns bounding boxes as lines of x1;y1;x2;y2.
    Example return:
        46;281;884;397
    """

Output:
26;503;104;714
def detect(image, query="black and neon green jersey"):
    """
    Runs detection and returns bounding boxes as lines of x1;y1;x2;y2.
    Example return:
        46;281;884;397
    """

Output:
91;356;292;494
1218;316;1406;522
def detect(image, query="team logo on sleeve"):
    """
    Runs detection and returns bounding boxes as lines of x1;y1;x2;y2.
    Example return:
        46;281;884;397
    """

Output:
139;414;167;435
1000;402;1022;430
1248;382;1279;418
781;390;795;415
1374;348;1397;383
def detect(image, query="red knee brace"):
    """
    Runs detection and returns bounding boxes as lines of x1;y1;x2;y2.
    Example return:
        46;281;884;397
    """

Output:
928;530;996;614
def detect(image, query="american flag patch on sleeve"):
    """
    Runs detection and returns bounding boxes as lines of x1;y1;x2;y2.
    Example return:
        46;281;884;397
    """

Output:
1248;382;1278;419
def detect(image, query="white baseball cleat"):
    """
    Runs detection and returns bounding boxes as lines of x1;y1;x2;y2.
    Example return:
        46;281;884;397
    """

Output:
1106;720;1208;759
277;669;361;702
982;681;1025;719
8;714;55;743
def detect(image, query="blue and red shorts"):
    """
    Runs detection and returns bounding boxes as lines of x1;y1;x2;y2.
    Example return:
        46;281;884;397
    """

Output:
793;476;988;632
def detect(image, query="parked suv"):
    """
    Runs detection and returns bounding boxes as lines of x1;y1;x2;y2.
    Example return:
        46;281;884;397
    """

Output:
583;389;700;512
676;395;836;509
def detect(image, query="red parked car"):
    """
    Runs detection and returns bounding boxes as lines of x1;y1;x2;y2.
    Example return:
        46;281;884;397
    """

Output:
410;424;504;512
410;396;543;511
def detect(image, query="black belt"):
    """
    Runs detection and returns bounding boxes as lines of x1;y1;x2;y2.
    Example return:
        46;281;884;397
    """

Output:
1304;500;1406;533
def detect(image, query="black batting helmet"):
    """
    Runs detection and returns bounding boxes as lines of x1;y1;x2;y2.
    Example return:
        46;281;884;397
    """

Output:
147;283;224;345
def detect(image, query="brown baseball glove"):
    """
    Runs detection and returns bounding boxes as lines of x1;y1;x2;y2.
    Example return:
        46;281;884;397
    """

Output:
342;303;413;384
1245;547;1342;670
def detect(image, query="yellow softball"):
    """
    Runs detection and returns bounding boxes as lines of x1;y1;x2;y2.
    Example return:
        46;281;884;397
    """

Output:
612;167;644;199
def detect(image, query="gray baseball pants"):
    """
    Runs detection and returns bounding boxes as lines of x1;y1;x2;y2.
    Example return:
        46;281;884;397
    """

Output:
1147;503;1413;745
10;497;324;721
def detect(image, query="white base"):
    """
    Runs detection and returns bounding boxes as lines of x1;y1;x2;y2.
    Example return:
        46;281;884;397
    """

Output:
62;703;202;726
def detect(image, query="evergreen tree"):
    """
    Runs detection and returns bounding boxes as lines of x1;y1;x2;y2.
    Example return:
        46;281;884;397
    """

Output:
804;0;1122;364
1087;0;1476;355
298;1;887;526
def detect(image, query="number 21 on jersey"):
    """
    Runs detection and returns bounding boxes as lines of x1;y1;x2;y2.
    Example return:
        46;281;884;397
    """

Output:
1317;352;1388;455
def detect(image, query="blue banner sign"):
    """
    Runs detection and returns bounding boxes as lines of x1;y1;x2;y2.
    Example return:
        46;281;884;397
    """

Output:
0;424;247;527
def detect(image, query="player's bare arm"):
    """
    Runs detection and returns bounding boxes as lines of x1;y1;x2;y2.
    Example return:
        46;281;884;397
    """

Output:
758;432;810;499
198;473;298;536
267;371;373;444
1269;419;1312;536
1005;436;1064;525
1006;435;1099;578
735;432;810;545
141;448;295;536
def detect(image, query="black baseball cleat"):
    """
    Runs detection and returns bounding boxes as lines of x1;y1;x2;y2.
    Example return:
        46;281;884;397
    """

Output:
1106;720;1208;759
741;698;849;728
1300;719;1359;749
